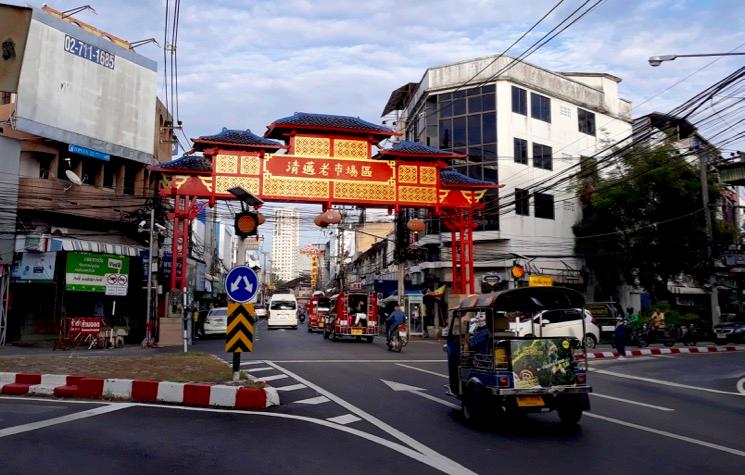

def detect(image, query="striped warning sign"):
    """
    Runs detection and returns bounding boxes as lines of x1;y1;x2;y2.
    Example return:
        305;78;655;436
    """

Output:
226;303;255;352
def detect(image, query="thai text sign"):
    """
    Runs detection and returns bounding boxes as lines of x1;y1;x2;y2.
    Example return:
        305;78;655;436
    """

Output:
265;155;393;182
69;317;102;335
528;275;553;287
66;252;130;293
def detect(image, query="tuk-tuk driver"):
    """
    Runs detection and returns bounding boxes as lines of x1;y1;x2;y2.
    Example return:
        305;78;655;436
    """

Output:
468;312;491;355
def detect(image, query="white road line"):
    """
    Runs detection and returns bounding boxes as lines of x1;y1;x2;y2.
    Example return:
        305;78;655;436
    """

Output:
586;413;745;458
265;360;477;475
295;395;330;405
247;367;275;373
239;361;266;366
256;374;288;382
591;393;675;412
592;368;745;396
327;414;362;425
271;359;447;363
274;384;307;392
396;363;448;379
0;403;133;438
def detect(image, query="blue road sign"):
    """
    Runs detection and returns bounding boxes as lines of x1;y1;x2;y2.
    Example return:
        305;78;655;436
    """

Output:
225;266;260;303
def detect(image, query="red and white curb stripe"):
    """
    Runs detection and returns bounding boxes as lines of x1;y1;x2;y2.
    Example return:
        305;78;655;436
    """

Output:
583;345;745;359
0;372;279;409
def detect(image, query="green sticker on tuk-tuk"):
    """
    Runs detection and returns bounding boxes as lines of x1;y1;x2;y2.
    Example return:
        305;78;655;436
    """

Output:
511;339;576;389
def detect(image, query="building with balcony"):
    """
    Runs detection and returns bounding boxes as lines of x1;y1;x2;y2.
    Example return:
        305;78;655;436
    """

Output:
272;208;300;282
382;55;633;292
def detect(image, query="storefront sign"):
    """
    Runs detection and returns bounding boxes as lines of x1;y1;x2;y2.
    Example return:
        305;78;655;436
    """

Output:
12;252;56;282
528;275;553;287
69;317;102;335
66;252;129;294
68;144;110;161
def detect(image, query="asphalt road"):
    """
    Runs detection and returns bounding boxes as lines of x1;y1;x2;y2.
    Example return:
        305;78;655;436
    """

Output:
1;319;743;474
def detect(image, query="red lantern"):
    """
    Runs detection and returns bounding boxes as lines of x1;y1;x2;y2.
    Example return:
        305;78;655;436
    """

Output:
314;213;330;228
407;218;425;233
325;209;342;224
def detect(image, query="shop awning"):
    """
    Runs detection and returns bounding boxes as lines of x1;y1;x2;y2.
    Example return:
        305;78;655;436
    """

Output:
48;238;144;257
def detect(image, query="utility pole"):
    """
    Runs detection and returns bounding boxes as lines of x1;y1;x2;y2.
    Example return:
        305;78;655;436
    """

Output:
145;207;155;346
700;150;721;329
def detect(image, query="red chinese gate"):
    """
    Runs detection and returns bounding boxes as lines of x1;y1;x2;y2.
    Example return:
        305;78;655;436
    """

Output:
154;113;499;298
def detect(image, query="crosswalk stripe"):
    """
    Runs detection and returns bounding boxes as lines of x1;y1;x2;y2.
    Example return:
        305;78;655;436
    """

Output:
326;414;362;425
247;367;274;373
257;374;288;382
274;384;307;392
239;361;265;366
295;396;330;405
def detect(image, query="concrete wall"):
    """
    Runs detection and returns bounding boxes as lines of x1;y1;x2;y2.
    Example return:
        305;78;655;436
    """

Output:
0;136;20;262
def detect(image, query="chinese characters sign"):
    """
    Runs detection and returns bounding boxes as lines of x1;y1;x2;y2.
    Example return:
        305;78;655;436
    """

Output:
265;156;394;183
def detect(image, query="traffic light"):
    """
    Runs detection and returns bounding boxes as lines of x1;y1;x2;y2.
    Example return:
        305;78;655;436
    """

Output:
234;211;260;237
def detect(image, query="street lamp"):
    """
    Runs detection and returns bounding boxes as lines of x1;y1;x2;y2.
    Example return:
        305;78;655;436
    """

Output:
649;52;745;66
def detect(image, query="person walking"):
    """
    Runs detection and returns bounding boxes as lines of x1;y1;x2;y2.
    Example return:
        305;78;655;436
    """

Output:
614;318;627;359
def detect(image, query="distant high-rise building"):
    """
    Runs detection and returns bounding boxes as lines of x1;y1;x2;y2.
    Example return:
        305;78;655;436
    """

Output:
272;208;300;282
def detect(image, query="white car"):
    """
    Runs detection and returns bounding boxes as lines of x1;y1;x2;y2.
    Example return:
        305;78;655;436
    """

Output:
202;307;228;336
254;305;267;318
509;308;600;349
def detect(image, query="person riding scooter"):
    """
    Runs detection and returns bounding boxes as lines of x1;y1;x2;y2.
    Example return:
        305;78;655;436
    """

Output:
386;305;406;341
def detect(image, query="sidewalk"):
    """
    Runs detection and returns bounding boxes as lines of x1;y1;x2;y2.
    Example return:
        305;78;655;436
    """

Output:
584;343;745;359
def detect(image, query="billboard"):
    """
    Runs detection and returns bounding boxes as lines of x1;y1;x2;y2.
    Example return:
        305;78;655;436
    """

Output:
13;8;157;163
510;339;577;389
11;252;56;282
65;252;130;294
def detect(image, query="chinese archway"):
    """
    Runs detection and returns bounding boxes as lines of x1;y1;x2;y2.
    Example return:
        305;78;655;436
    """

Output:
153;112;499;297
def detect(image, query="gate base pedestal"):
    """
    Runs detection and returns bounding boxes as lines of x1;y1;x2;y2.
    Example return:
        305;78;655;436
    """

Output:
158;318;183;346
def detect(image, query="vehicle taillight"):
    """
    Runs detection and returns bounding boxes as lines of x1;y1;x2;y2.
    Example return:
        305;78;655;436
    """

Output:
576;373;587;385
591;318;597;325
498;376;510;387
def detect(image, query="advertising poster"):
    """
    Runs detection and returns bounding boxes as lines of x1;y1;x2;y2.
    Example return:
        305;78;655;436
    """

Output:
11;252;56;282
66;252;129;294
510;339;577;388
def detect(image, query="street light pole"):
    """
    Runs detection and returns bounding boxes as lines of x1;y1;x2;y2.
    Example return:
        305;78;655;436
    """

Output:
700;151;721;329
649;52;745;66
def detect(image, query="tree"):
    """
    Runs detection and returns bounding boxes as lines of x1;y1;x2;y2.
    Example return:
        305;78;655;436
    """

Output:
573;144;736;303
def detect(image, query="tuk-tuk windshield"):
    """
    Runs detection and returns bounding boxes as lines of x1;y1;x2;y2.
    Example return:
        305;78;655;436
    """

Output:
315;298;331;312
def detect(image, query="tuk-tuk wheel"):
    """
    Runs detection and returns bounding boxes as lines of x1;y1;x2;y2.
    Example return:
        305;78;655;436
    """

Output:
557;403;583;425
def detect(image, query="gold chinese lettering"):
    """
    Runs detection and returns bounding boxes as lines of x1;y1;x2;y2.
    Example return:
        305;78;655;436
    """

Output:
361;166;372;178
319;163;330;176
334;163;344;176
345;165;358;177
302;161;316;176
286;160;300;175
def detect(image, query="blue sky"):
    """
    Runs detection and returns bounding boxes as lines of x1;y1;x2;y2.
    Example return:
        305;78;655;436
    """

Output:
8;0;745;248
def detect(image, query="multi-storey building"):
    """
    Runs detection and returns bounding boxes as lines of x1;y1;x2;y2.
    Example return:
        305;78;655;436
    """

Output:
382;55;633;292
272;208;300;282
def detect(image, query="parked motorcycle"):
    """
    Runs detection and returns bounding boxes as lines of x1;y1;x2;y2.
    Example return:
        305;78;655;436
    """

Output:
636;323;676;348
387;323;409;352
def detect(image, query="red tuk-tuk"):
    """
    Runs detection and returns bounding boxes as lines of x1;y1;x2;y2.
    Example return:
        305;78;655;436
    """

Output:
307;295;332;333
323;291;378;342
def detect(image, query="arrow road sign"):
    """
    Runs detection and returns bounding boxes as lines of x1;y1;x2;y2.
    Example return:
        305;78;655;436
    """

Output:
226;303;255;353
380;379;461;410
225;265;259;303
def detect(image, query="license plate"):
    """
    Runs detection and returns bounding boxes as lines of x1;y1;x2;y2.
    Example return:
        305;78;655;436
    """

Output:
399;330;407;338
516;396;544;407
351;329;362;335
319;322;324;328
717;334;727;339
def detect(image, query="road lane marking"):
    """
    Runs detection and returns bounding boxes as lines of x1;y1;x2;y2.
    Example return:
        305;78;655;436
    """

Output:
265;361;477;475
381;380;461;410
274;384;307;392
327;414;362;425
592;368;745;396
0;403;133;438
256;374;288;382
271;359;447;363
738;377;745;394
295;396;330;405
239;361;266;366
396;363;448;379
591;393;675;411
246;367;275;373
586;413;745;458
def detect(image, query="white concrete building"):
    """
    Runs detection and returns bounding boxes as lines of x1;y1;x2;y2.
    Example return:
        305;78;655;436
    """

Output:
383;55;633;290
272;208;300;282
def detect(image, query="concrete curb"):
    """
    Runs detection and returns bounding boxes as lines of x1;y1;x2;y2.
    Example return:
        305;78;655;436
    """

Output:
582;344;745;359
0;372;279;409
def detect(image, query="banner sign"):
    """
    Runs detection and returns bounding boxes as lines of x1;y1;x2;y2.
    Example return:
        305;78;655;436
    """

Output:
265;155;394;182
69;317;102;335
528;275;553;287
66;252;130;294
12;252;56;282
511;339;576;389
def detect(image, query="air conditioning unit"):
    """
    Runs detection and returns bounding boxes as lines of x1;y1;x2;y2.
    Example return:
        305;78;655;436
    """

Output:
50;227;69;236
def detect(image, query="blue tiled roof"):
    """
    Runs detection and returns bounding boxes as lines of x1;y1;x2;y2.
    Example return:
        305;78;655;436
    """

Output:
381;140;458;157
266;112;394;138
196;128;283;149
440;169;496;187
153;154;212;171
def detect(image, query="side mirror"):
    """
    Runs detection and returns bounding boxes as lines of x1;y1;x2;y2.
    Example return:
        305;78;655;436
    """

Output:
541;319;551;326
442;344;448;353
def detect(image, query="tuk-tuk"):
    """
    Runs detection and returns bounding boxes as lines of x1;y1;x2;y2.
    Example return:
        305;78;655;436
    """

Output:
445;287;591;425
307;295;332;333
324;291;378;342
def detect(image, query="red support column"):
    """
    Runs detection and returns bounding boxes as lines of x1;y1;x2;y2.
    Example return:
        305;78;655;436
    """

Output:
467;214;475;294
459;226;466;294
450;229;459;295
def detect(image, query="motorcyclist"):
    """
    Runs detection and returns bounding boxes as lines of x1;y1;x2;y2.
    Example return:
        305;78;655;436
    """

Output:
386;305;406;340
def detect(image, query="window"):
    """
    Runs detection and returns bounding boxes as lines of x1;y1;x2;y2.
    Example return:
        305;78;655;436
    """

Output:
1;92;11;105
58;156;79;179
534;193;554;219
103;162;116;189
531;92;551;122
467;115;481;145
513;138;528;165
533;142;553;170
482;112;496;143
123;163;139;195
515;188;529;216
512;86;527;115
81;159;100;186
37;154;52;179
578;108;596;136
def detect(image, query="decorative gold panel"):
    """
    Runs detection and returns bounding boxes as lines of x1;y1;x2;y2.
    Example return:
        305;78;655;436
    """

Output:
215;176;259;195
334;139;368;159
334;181;395;201
420;167;437;185
215;154;237;173
240;155;261;175
263;177;330;199
398;165;418;184
399;186;437;204
294;137;331;158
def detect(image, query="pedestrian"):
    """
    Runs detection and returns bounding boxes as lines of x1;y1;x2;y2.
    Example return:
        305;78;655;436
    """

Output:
614;318;627;359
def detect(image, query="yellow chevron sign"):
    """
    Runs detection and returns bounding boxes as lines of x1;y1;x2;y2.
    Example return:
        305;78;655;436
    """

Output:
226;303;255;352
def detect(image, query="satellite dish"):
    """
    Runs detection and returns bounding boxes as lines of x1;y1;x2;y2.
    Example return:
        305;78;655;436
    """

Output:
65;170;83;186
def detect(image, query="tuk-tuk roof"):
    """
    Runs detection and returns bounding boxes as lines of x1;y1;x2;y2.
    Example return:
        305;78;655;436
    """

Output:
458;286;585;312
